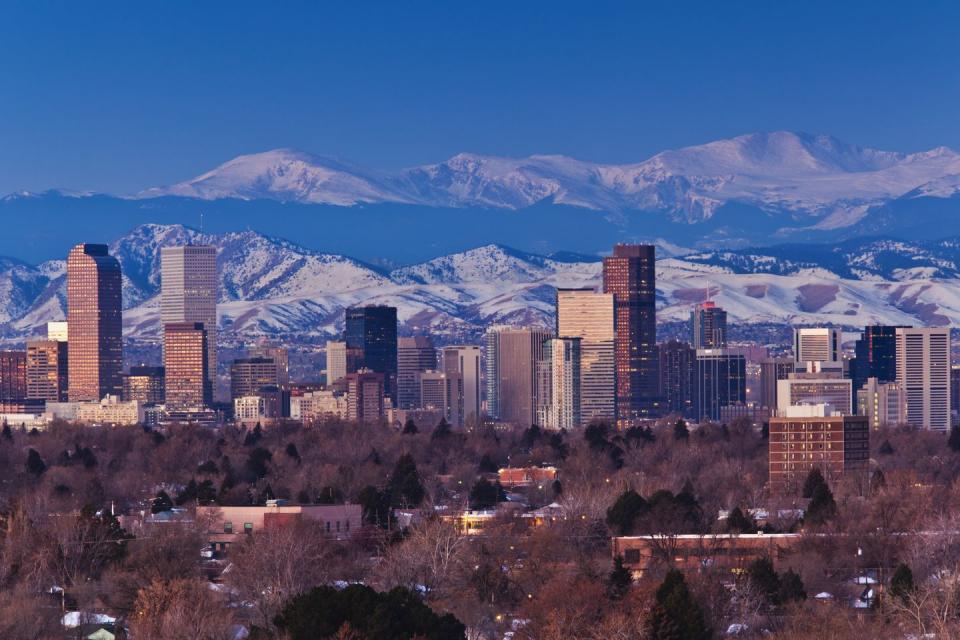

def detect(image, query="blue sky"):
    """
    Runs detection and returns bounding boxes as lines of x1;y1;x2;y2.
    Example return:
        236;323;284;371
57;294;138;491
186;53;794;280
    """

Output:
1;0;958;194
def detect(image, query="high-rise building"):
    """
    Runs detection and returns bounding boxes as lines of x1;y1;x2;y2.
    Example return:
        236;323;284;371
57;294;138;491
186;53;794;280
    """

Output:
793;328;842;370
47;321;69;342
397;337;436;410
658;340;694;416
776;373;853;415
857;377;906;430
536;337;581;430
690;301;727;349
67;244;123;402
123;366;166;404
556;288;615;423
759;358;794;410
441;346;482;426
602;244;658;424
850;325;905;407
325;340;361;385
251;342;289;386
420;370;464;427
26;341;68;402
0;351;27;402
694;349;746;422
346;371;385;423
768;404;869;493
485;326;552;427
896;327;951;431
160;245;217;385
345;306;398;402
164;322;211;409
230;357;279;402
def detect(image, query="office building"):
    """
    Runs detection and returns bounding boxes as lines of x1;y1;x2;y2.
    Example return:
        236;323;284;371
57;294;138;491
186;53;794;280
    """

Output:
47;321;68;342
658;340;694;416
768;404;870;493
290;390;348;422
896;327;951;431
160;245;217;386
0;351;27;402
230;357;279;401
793;327;842;370
952;365;960;421
251;342;289;386
346;371;385;423
420;370;464;427
485;326;552;427
556;288;615;423
759;358;794;411
26;340;68;402
691;301;727;349
326;340;360;385
536;337;581;430
70;395;145;426
850;325;904;397
123;366;166;405
777;371;853;416
694;349;746;422
344;306;398;402
67;244;123;402
164;322;211;409
857;378;907;430
397;337;436;410
603;244;659;423
441;346;482;426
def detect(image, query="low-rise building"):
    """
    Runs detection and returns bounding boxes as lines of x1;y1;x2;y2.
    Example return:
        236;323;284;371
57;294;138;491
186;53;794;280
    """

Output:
290;389;348;422
47;395;144;426
612;533;800;577
498;466;559;488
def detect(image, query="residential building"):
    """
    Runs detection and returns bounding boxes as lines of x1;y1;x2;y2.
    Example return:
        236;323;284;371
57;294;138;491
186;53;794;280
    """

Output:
344;305;398;402
536;337;581;430
326;340;360;385
160;245;217;386
397;337;436;410
658;340;694;416
230;357;279;401
67;244;123;401
556;288;615;423
123;366;165;404
290;389;348;421
759;358;794;410
768;404;869;493
857;377;907;430
26;340;68;402
691;301;727;349
0;351;27;402
419;370;464;427
603;244;659;424
441;346;482;426
485;326;552;427
896;327;951;431
694;349;746;422
163;322;211;409
346;371;385;423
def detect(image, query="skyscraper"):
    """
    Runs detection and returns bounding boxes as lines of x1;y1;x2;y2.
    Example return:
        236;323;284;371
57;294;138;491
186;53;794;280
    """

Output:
658;340;694;416
441;346;482;426
793;327;842;370
325;340;360;385
230;357;279;401
123;366;165;404
690;301;727;349
556;288;615;423
759;358;794;410
397;336;436;410
420;370;464;427
344;306;398;403
67;244;123;402
485;326;551;427
537;337;582;430
251;342;289;386
602;244;658;424
0;351;27;402
164;322;211;409
694;348;746;422
896;327;951;431
850;325;905;403
161;245;217;385
346;371;385;423
26;341;68;402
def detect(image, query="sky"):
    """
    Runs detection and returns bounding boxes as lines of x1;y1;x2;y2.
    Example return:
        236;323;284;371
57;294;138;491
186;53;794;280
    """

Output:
1;0;958;195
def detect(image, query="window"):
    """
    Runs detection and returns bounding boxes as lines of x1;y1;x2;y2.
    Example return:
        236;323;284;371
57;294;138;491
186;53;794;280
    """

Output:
223;522;233;534
244;523;253;534
326;521;331;533
345;520;350;532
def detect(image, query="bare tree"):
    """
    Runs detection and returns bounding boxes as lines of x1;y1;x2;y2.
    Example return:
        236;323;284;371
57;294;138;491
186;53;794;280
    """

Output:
130;577;234;640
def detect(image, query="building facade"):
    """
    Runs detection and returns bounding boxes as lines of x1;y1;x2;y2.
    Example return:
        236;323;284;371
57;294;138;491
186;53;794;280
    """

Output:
344;306;398;403
441;346;482;426
67;244;123;402
759;358;794;411
160;245;218;386
230;357;279;401
485;326;552;427
346;371;385;423
896;327;951;431
555;288;615;423
694;349;746;422
793;327;842;370
691;301;727;349
776;373;853;415
326;340;360;385
26;341;68;402
857;377;907;430
0;351;27;402
658;340;694;416
290;390;348;422
419;370;464;427
397;336;436;410
850;325;904;406
163;322;211;409
536;337;581;430
123;366;166;404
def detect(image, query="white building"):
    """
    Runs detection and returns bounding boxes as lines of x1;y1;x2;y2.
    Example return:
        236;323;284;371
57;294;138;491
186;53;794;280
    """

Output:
777;373;853;416
47;321;69;342
290;390;348;422
56;395;145;426
857;377;907;429
793;328;843;371
556;289;615;423
896;327;951;431
161;245;218;386
537;337;581;430
234;395;267;425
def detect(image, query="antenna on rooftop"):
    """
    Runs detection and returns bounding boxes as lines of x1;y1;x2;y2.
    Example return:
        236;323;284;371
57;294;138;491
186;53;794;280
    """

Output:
200;210;204;236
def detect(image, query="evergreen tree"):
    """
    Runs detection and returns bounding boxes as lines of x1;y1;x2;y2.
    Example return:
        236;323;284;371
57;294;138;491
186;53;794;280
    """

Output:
606;490;648;535
889;563;914;603
726;506;755;534
949;425;960;452
25;448;46;475
805;483;838;525
151;490;174;514
761;422;769;439
197;459;219;474
673;419;690;441
477;453;498;473
402;418;419;434
1;423;11;441
801;467;827;499
606;555;632;600
646;569;712;640
519;424;542;449
746;558;781;605
244;447;273;480
878;439;895;455
468;479;504;510
285;442;301;462
388;453;425;507
358;486;392;528
778;569;807;604
430;418;452;441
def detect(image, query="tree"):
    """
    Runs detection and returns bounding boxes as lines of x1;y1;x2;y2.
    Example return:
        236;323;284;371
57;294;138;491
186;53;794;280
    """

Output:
779;569;806;604
131;577;234;640
1;423;12;441
402;418;418;434
802;467;827;499
889;563;914;603
673;419;690;441
274;584;465;640
358;486;392;528
430;418;452;441
285;442;301;463
151;490;174;514
25;448;45;475
388;453;425;507
477;453;498;473
878;439;895;455
746;557;780;605
245;447;273;480
806;483;838;526
606;490;647;535
468;479;504;510
606;555;632;600
646;569;711;640
726;506;755;534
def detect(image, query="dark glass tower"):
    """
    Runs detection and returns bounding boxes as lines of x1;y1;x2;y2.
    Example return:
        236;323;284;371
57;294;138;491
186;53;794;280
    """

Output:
345;305;398;403
690;301;727;349
602;244;659;424
850;325;906;395
658;340;694;416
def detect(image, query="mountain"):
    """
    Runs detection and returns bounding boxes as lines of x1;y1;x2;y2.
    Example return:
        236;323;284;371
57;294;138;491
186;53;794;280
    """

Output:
3;225;960;348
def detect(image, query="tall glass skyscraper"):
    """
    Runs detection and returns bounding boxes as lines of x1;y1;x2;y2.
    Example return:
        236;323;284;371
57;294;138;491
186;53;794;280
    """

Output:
161;245;218;385
345;305;398;403
690;301;727;349
556;288;615;423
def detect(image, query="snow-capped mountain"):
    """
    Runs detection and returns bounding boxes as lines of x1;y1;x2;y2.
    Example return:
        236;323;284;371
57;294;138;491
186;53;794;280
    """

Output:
3;224;960;347
135;133;960;229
